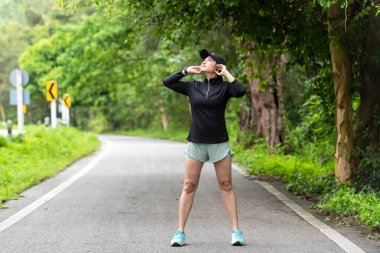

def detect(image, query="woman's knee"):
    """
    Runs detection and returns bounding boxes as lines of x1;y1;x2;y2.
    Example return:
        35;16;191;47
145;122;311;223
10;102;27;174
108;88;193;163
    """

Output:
183;181;197;193
219;180;233;192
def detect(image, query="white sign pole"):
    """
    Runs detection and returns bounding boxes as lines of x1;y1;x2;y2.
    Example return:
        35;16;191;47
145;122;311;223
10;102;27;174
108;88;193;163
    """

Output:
16;70;24;133
62;105;66;125
51;100;57;128
61;105;64;125
67;107;70;126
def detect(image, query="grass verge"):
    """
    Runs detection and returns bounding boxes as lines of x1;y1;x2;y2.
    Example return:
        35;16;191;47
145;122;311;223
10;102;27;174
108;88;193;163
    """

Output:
0;125;100;207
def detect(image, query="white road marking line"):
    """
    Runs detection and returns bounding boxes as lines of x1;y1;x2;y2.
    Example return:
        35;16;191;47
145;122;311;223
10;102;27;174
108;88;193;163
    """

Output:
232;164;366;253
0;141;111;233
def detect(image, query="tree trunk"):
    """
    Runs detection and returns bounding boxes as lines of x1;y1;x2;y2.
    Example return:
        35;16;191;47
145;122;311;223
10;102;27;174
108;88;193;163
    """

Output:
274;55;287;144
158;97;169;131
245;42;286;146
353;9;380;182
327;3;354;183
0;103;5;123
28;109;33;124
354;12;380;148
239;106;251;134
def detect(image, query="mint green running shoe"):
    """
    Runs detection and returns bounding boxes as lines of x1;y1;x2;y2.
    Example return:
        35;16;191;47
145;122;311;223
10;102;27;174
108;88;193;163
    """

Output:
231;229;245;246
171;230;185;246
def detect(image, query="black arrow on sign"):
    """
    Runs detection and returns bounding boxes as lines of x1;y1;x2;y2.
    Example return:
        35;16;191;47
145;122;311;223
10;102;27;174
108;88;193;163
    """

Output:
64;96;69;107
49;82;56;100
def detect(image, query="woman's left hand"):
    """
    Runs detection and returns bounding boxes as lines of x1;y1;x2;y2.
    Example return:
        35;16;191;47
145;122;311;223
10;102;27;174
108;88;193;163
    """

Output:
215;64;227;76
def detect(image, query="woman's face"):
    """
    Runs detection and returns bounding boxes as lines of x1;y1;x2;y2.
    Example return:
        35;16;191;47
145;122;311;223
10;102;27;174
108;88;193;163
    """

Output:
200;56;217;73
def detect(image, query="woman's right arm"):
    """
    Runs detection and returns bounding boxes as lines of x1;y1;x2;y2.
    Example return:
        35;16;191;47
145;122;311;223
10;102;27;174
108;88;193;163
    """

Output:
163;66;201;96
163;70;189;96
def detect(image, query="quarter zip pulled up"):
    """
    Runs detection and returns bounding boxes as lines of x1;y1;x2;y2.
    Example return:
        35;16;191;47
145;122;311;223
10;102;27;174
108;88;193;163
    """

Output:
205;79;210;99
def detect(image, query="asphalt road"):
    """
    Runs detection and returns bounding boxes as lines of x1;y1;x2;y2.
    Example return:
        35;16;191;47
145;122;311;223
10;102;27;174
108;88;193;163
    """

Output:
0;135;378;253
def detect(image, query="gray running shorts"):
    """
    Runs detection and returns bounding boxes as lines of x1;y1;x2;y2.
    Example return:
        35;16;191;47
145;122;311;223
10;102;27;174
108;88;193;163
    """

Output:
185;141;234;163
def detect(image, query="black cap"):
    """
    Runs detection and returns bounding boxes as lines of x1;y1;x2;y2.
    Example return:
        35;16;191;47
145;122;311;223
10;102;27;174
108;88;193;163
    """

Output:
199;49;226;65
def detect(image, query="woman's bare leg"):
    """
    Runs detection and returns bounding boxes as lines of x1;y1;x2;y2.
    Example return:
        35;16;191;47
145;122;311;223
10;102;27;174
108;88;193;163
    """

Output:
214;156;238;230
178;157;203;232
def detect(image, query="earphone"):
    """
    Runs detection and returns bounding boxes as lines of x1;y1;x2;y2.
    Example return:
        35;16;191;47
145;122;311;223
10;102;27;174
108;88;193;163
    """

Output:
215;63;222;73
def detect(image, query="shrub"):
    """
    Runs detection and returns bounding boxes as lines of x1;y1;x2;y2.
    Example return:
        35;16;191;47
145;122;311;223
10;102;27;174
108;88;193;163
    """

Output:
0;136;7;147
316;185;380;230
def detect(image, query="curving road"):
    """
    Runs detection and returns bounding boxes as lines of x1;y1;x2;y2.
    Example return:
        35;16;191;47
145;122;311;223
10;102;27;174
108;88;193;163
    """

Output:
0;135;378;253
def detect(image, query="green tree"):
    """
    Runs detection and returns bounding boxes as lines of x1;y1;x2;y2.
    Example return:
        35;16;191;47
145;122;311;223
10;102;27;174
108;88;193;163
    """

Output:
19;7;194;132
0;0;92;124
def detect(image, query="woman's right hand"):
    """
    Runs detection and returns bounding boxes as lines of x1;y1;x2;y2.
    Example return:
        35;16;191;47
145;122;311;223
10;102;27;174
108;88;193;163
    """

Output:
186;66;201;74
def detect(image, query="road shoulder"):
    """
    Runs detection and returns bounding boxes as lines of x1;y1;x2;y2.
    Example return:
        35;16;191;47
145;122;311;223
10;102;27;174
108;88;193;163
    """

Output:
232;163;380;253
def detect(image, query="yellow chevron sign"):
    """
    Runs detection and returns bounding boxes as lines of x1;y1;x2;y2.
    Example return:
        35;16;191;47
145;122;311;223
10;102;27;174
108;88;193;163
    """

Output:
63;93;71;108
46;80;58;101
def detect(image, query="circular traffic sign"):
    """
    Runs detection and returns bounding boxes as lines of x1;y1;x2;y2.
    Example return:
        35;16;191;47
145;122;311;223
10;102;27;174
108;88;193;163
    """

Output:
9;69;29;87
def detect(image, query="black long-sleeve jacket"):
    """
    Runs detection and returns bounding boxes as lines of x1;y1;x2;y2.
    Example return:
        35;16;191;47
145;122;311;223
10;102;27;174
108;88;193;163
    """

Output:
163;70;246;144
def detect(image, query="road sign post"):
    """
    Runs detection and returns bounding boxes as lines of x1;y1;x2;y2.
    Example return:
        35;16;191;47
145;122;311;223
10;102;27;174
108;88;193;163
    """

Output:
16;71;24;133
62;93;71;126
46;80;58;129
66;107;70;126
61;105;67;125
9;69;29;134
62;106;66;125
51;100;57;128
7;120;12;137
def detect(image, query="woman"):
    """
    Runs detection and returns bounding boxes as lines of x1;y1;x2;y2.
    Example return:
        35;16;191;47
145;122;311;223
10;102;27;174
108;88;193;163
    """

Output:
163;49;246;247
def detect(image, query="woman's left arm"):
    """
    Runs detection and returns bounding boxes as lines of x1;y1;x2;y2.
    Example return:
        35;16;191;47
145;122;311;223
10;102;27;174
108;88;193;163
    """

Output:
216;64;246;98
